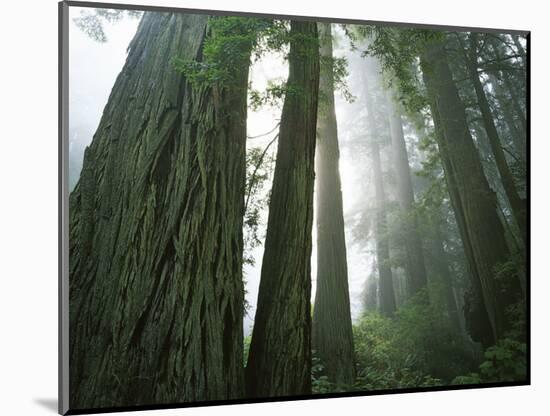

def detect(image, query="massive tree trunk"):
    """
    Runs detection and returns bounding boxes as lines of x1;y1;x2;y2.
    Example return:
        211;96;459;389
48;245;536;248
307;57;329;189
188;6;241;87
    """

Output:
421;38;521;345
463;33;527;247
312;23;356;387
69;13;251;408
246;21;320;397
386;96;428;297
431;101;494;348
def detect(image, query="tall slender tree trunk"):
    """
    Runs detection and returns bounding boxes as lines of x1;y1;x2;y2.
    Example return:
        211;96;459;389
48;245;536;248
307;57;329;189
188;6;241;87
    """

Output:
421;38;521;345
312;22;356;387
486;36;526;134
386;95;428;297
463;34;527;246
488;73;526;163
488;37;527;161
246;21;320;398
371;139;397;316
69;13;251;408
362;62;396;316
505;72;527;132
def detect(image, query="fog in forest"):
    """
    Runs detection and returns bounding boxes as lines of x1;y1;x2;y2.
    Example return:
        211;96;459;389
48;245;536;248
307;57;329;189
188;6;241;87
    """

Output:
67;7;527;406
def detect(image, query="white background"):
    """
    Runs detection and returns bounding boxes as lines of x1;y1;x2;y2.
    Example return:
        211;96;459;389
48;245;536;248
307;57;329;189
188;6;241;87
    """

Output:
0;0;547;415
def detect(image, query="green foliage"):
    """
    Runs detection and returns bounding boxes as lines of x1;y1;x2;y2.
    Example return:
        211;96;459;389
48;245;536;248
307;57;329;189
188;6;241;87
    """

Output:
494;260;525;310
479;339;527;381
452;261;527;385
173;17;319;91
343;25;444;115
248;81;302;111
311;352;334;393
453;338;527;385
411;124;456;230
493;259;527;339
415;152;448;221
173;17;273;87
353;312;444;390
174;17;333;111
318;54;355;107
451;373;482;385
311;350;351;393
352;293;477;390
331;56;355;103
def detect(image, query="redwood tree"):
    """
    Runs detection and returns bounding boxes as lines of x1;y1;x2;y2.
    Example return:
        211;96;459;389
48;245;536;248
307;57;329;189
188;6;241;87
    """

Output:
312;22;356;387
460;33;527;246
246;20;320;397
421;37;521;345
69;13;253;408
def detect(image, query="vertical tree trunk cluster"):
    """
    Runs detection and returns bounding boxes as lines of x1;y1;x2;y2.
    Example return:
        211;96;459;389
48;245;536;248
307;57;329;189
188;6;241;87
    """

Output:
66;13;528;406
69;13;251;408
462;33;527;247
312;23;356;387
371;139;397;316
421;38;521;346
386;96;428;297
363;66;397;316
487;70;527;164
246;20;320;397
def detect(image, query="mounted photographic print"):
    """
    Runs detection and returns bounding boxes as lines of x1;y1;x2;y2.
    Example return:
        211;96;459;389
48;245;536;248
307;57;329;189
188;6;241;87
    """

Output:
59;1;530;414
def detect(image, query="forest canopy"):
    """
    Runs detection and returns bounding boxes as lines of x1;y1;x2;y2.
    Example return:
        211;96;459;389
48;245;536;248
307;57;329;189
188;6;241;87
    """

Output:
67;7;528;410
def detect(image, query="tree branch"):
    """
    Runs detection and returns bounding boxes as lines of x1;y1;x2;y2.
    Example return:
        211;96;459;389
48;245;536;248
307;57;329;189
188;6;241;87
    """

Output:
247;122;281;139
244;133;279;213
